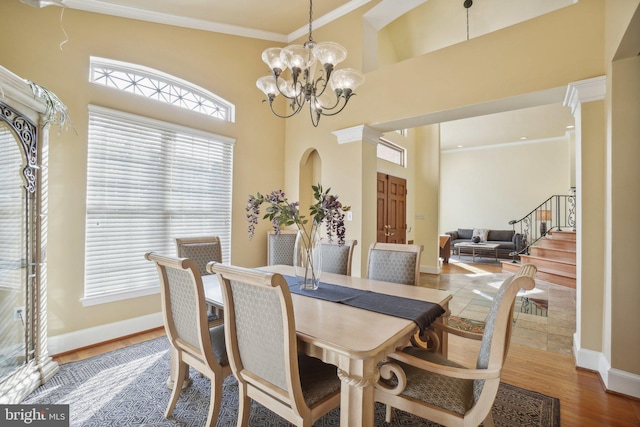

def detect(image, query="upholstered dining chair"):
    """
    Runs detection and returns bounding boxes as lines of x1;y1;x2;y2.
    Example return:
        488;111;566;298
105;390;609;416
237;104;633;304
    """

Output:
145;252;232;427
320;239;358;276
375;264;538;427
175;236;222;276
366;242;424;286
207;262;342;427
267;229;297;266
176;235;224;324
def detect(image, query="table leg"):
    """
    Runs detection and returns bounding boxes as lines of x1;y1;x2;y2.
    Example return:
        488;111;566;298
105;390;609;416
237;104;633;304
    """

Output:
337;359;379;427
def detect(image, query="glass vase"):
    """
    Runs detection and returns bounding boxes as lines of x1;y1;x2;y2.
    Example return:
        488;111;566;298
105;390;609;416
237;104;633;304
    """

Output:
293;228;322;290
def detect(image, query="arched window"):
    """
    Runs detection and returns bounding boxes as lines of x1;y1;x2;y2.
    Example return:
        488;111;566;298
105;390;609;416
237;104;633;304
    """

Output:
89;57;235;122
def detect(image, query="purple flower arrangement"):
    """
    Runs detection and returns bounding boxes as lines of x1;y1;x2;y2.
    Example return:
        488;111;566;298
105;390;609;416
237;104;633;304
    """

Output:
246;184;350;245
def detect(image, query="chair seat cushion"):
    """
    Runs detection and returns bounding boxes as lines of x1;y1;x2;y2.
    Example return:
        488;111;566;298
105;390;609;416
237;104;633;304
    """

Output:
298;354;341;407
392;347;475;416
209;324;228;366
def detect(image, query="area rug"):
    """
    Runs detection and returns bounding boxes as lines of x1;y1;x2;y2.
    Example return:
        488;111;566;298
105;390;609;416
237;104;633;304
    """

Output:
25;337;560;426
447;315;486;334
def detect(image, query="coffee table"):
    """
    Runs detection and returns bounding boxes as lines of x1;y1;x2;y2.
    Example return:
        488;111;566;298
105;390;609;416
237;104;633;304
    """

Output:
454;242;500;262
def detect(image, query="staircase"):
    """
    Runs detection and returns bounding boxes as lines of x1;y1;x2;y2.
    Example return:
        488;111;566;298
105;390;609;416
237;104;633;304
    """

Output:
502;230;576;288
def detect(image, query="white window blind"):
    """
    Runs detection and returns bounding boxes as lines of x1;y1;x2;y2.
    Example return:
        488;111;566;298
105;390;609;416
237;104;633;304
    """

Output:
84;106;234;305
0;126;25;291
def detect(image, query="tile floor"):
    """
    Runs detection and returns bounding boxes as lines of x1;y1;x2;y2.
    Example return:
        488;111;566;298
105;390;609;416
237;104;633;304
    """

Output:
420;258;576;356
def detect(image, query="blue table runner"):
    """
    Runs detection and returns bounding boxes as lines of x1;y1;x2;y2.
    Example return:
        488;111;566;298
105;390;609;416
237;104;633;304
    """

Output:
282;275;445;334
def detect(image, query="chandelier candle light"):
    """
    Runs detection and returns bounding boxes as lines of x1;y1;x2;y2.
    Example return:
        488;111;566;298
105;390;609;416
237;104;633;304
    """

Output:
256;0;365;127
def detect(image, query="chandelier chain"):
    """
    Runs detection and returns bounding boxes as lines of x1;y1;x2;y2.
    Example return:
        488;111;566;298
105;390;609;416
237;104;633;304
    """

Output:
308;0;314;43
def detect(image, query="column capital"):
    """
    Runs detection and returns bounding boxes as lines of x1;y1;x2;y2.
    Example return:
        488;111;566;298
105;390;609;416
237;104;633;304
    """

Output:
332;125;382;146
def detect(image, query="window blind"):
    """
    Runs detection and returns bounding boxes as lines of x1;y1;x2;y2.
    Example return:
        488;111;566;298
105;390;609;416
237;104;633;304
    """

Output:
0;127;25;291
84;106;234;303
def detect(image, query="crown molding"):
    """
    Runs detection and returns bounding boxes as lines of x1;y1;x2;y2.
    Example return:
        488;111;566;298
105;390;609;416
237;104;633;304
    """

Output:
564;76;606;115
21;0;370;43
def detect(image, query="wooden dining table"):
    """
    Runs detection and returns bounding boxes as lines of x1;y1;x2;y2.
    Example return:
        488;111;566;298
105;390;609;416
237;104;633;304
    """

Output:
198;264;452;427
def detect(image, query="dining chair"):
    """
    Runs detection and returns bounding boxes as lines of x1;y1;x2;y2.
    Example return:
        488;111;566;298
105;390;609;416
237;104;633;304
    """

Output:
320;239;358;275
175;236;222;276
375;263;538;427
267;229;297;266
207;262;342;427
145;252;232;427
176;235;224;325
366;242;424;286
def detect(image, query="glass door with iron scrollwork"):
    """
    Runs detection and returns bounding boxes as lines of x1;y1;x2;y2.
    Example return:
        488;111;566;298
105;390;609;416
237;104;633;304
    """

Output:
0;66;62;404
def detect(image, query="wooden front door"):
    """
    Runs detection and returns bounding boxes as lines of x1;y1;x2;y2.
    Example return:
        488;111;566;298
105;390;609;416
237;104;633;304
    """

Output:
376;173;407;243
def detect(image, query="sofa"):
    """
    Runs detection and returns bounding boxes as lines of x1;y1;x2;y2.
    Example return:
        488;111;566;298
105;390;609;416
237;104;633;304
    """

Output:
445;228;524;258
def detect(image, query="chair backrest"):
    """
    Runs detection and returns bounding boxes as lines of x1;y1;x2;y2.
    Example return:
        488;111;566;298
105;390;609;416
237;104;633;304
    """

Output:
320;239;357;276
210;263;308;412
145;252;224;369
474;263;537;401
267;230;297;266
175;236;222;276
366;242;424;286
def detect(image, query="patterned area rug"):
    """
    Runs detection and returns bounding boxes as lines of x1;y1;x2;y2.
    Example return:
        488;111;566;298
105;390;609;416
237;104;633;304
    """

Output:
447;315;486;334
25;337;560;426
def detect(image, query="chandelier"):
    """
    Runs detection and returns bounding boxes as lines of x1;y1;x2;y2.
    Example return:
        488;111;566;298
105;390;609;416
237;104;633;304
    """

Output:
256;0;365;127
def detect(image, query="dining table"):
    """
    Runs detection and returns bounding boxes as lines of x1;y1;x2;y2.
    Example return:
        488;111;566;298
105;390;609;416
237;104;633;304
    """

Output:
195;264;453;427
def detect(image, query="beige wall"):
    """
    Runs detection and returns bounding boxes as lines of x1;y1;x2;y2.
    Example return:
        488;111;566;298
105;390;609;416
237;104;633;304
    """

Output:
440;138;571;234
575;99;606;352
604;0;640;378
383;0;575;63
413;125;441;273
0;2;285;337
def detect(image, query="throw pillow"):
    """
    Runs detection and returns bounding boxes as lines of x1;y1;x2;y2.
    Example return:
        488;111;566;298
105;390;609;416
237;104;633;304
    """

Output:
457;228;473;239
472;228;489;242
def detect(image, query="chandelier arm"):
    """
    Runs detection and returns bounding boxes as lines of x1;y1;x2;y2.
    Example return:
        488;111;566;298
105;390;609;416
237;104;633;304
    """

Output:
272;76;306;102
313;76;329;98
312;92;342;111
317;95;355;117
308;103;321;127
264;99;305;119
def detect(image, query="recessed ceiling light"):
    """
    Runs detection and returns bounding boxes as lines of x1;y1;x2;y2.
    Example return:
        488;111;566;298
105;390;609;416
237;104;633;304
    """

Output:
457;145;463;148
566;125;575;129
520;136;527;140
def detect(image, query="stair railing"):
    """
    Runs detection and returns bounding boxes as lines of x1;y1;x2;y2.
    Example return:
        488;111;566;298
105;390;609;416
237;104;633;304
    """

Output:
508;188;576;260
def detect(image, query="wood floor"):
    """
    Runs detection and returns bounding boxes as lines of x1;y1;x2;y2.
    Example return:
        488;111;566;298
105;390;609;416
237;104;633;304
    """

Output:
52;262;640;426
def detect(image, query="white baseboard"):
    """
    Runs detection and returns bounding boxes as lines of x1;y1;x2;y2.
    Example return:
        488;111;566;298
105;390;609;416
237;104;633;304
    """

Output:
573;333;640;399
421;265;440;275
573;332;601;370
608;368;640;399
48;312;163;356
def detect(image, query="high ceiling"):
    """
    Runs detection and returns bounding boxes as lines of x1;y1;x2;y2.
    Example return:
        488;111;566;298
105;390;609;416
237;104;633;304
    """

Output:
23;0;576;150
440;103;574;152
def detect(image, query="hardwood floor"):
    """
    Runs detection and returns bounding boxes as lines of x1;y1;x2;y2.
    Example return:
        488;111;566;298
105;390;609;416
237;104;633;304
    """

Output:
51;263;640;426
